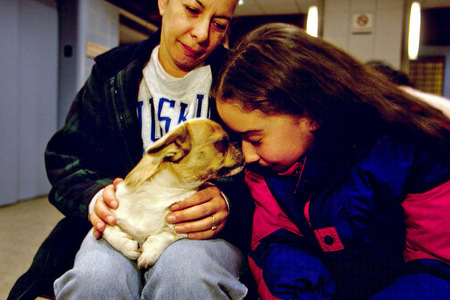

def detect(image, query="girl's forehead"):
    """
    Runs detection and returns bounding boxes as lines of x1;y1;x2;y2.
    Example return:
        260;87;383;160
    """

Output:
217;100;295;135
217;101;260;130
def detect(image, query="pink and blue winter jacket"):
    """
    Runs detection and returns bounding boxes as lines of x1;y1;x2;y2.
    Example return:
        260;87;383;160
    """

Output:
245;134;450;300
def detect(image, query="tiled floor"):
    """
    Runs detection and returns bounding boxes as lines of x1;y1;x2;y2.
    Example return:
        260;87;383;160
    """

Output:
0;196;63;299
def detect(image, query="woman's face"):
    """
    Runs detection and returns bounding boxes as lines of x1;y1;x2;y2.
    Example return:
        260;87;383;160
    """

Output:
216;100;318;172
158;0;236;78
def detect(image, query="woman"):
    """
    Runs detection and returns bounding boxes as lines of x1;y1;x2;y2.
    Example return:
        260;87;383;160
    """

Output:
214;23;450;299
9;1;251;299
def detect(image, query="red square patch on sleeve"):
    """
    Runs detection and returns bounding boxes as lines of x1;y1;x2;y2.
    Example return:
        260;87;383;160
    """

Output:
314;227;345;252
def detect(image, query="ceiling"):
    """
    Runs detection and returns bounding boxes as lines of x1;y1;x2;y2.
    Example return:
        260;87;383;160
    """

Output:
108;0;450;20
110;0;450;45
106;0;316;20
234;0;318;15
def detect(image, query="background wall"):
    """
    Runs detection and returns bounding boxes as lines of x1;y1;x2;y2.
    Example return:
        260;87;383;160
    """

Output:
58;0;119;127
85;0;119;79
323;0;404;69
0;0;119;207
322;0;450;99
0;0;58;207
1;0;448;207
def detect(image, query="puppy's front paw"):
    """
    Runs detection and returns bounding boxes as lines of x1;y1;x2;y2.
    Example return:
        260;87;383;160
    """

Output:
103;226;141;260
137;249;161;269
137;231;187;269
120;237;141;260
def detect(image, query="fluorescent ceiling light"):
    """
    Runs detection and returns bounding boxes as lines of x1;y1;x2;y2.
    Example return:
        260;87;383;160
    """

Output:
306;6;319;37
408;2;421;60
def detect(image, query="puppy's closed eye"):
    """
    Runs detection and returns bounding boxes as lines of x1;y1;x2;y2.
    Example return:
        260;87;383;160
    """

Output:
214;138;229;154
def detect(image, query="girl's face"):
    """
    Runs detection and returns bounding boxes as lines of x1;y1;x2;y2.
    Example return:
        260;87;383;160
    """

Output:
158;0;236;78
216;100;318;172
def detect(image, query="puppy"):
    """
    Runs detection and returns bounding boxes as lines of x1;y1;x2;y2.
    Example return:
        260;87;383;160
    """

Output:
102;118;244;268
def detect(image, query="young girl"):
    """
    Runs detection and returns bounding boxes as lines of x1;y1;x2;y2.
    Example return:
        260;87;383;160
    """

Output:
214;23;450;300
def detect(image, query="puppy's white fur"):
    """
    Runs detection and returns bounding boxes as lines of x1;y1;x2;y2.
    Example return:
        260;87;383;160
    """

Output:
102;119;244;268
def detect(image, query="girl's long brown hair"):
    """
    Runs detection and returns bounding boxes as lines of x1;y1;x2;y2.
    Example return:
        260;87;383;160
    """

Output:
214;23;450;143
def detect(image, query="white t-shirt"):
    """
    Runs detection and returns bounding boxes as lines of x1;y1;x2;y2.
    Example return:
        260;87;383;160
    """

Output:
138;45;212;152
89;45;213;213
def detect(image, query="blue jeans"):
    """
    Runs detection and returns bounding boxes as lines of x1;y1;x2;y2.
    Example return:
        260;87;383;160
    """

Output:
54;228;248;299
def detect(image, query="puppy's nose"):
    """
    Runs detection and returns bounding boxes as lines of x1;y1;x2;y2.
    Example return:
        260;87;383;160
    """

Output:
235;148;245;165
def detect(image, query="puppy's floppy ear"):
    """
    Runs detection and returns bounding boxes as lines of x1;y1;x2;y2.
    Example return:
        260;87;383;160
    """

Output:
146;123;192;162
124;124;192;189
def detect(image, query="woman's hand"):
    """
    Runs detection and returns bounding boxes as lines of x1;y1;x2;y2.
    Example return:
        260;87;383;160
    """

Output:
88;178;123;239
166;183;229;240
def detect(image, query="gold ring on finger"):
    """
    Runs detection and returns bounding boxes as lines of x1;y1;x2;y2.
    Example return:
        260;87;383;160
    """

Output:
211;215;217;230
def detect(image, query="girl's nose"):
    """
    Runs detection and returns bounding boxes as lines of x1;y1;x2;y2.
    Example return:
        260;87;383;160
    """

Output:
242;140;259;164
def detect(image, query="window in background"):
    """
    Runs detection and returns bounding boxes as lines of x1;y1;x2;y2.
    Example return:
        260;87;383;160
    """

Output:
409;57;445;96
